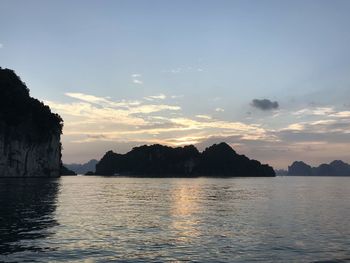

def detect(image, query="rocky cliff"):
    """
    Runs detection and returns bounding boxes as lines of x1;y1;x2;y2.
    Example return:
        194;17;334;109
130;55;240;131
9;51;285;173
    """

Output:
0;68;63;177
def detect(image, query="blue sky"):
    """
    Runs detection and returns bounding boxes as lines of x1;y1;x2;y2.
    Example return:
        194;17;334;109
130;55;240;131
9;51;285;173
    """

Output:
1;0;350;168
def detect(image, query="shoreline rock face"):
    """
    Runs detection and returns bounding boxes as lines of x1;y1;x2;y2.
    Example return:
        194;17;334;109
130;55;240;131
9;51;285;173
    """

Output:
0;68;63;177
95;143;275;177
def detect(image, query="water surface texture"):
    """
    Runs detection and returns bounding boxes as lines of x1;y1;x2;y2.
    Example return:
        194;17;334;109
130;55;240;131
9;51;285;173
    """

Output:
0;176;349;262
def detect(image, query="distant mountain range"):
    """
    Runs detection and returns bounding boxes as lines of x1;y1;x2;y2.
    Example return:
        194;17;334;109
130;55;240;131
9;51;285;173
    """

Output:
94;142;275;177
64;159;98;175
287;160;350;176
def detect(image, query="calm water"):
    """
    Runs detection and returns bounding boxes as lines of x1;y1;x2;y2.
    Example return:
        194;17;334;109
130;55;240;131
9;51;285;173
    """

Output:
0;176;349;262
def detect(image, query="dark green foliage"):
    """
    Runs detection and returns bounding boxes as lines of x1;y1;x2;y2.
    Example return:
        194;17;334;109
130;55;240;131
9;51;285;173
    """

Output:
95;142;275;177
0;68;63;142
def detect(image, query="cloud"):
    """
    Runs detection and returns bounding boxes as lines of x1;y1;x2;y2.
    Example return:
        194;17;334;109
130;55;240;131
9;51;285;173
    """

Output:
293;107;334;116
46;93;182;131
329;111;350;118
65;92;141;107
251;99;279;111
50;92;350;169
292;106;350;119
196;115;212;120
132;79;143;85
0;43;3;48
131;73;143;85
47;92;270;151
170;95;184;99
144;94;166;101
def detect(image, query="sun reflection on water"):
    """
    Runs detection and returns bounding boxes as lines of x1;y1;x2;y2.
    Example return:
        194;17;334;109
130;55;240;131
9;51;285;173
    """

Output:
170;181;202;243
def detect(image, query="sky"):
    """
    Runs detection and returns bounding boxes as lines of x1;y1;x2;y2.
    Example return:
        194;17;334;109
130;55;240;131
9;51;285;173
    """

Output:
1;0;350;169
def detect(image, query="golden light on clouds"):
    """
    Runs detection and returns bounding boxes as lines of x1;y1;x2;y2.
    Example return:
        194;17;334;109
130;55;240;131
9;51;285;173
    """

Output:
48;92;350;168
47;92;269;147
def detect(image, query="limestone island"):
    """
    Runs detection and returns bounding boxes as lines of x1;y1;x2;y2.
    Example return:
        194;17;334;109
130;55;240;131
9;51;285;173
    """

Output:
0;68;64;177
95;143;275;177
288;160;350;176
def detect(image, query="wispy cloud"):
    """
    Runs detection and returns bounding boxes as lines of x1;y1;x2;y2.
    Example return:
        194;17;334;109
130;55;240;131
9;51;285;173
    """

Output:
131;73;143;85
330;111;350;118
171;95;184;99
292;106;350;120
132;79;143;85
196;114;212;120
293;107;334;116
47;92;270;149
46;93;181;130
0;43;3;48
49;93;350;169
215;107;225;112
144;94;166;101
65;92;141;107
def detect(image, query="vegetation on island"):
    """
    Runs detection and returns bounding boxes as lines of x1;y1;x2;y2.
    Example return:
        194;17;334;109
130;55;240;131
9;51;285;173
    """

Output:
0;67;63;142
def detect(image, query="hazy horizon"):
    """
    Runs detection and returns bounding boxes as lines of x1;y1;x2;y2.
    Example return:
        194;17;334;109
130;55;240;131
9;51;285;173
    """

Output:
1;0;350;169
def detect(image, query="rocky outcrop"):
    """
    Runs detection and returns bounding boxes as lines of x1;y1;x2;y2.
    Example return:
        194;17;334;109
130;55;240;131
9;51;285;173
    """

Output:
0;68;63;177
95;142;275;177
288;160;350;176
288;161;313;176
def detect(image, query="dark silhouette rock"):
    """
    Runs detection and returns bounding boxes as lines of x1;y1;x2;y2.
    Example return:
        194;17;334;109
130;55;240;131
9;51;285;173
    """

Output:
288;160;350;176
288;161;313;176
0;68;63;177
95;142;275;177
64;159;98;174
329;160;350;176
96;151;124;175
60;165;77;176
85;171;95;176
195;143;274;176
314;164;333;176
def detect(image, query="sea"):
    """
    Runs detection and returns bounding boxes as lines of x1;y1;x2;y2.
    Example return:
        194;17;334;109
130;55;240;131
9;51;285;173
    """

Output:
0;176;349;262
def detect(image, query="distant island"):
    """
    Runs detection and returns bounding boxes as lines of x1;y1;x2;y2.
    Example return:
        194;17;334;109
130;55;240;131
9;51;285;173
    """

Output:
0;68;63;177
64;159;98;175
287;160;350;176
95;142;275;177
